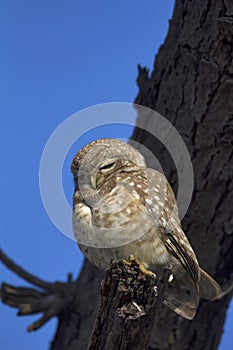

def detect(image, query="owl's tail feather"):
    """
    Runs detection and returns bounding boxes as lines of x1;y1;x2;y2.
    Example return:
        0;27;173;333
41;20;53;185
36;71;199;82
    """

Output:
164;275;199;320
164;269;222;319
163;298;196;320
199;268;222;300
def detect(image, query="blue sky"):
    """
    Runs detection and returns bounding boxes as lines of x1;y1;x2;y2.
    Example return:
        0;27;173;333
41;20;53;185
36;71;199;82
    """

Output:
1;1;232;349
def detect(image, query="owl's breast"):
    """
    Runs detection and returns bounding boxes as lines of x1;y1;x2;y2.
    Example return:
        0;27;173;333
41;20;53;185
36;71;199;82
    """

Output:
73;184;156;249
92;184;147;228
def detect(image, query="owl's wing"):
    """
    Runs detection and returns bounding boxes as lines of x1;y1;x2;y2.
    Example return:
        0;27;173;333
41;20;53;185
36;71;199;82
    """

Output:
162;226;221;318
162;227;200;295
145;168;221;305
145;168;200;293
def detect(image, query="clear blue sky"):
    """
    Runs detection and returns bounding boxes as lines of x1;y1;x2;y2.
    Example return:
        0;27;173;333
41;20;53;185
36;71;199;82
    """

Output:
1;1;232;349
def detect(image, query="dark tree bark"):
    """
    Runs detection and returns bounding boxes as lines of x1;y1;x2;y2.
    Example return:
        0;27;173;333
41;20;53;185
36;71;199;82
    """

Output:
1;0;233;349
132;1;233;349
88;260;171;350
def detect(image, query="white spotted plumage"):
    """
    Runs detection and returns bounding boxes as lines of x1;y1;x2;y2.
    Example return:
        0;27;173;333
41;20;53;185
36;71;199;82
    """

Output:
71;138;221;320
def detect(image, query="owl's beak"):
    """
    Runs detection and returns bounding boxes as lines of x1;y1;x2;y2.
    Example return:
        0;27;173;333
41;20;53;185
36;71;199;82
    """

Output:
90;176;97;189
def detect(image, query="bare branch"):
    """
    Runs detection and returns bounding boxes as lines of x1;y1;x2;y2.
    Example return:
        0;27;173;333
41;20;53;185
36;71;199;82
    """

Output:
0;248;76;332
0;248;58;292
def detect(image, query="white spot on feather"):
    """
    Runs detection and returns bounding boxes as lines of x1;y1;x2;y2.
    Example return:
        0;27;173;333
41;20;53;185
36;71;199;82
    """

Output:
132;190;140;200
168;273;174;283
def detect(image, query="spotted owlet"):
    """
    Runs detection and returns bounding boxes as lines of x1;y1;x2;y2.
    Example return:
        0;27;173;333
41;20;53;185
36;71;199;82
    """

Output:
71;138;221;320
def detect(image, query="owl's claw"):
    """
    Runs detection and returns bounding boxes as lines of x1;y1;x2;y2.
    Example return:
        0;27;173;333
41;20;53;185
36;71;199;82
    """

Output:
123;255;155;277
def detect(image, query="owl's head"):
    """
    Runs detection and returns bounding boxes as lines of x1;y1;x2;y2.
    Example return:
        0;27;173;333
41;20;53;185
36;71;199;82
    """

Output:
71;138;146;190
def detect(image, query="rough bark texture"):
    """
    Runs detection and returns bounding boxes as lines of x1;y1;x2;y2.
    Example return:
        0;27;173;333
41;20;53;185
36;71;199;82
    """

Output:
1;0;233;349
88;260;171;350
132;1;233;349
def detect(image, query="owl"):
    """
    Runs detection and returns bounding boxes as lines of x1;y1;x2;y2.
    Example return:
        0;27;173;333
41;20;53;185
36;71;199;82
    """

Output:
71;138;221;320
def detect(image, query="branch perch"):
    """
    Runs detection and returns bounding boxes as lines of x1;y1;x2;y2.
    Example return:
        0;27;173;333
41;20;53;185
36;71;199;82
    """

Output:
88;259;172;350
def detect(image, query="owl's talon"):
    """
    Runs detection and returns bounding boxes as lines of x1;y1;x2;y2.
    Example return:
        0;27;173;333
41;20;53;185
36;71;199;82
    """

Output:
123;255;155;277
122;258;132;266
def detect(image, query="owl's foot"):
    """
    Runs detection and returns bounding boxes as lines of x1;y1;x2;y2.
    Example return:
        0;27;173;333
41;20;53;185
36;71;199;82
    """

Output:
123;255;155;277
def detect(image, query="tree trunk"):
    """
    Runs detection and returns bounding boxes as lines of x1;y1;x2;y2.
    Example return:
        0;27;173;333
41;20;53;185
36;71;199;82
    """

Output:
132;1;233;348
1;0;233;349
